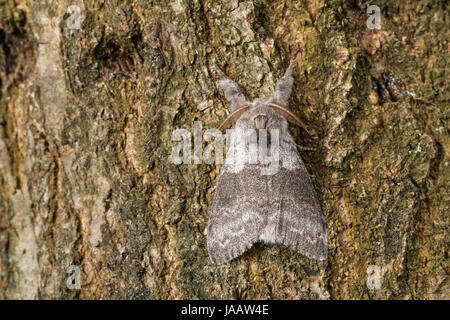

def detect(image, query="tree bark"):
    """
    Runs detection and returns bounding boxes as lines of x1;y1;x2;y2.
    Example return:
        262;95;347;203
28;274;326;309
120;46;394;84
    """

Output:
0;0;448;299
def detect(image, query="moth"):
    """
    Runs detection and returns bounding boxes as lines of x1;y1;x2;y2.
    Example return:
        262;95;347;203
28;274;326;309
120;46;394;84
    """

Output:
207;60;328;265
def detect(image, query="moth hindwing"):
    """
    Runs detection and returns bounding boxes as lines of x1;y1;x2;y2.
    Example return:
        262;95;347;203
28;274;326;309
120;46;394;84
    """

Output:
207;60;327;265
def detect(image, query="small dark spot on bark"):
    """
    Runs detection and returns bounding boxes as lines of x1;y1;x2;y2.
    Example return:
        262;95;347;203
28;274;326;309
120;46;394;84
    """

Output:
253;22;266;39
371;72;410;103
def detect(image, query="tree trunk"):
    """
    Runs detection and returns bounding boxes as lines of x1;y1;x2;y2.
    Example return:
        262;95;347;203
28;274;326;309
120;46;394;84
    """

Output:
0;0;447;299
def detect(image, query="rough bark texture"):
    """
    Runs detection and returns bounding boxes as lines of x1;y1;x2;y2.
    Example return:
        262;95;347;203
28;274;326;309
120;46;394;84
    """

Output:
0;0;448;299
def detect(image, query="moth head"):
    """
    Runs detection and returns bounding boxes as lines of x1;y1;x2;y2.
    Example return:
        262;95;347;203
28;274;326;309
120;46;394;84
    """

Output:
233;99;285;132
214;60;308;133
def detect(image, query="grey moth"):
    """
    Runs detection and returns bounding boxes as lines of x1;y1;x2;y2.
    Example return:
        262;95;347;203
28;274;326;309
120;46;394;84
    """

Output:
207;60;328;265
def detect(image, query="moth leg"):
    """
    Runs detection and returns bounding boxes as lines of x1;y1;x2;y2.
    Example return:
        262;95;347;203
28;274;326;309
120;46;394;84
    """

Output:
295;144;317;151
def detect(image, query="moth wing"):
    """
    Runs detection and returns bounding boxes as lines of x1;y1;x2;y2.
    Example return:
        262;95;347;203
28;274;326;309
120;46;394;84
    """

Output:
264;142;327;261
207;167;266;265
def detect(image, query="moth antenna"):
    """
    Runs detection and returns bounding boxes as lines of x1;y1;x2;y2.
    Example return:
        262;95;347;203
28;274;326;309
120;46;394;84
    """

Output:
212;60;247;111
218;104;250;131
271;60;295;107
269;102;309;134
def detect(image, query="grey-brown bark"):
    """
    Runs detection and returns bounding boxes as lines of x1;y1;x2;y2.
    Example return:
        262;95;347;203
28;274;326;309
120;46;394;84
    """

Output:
0;0;448;299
